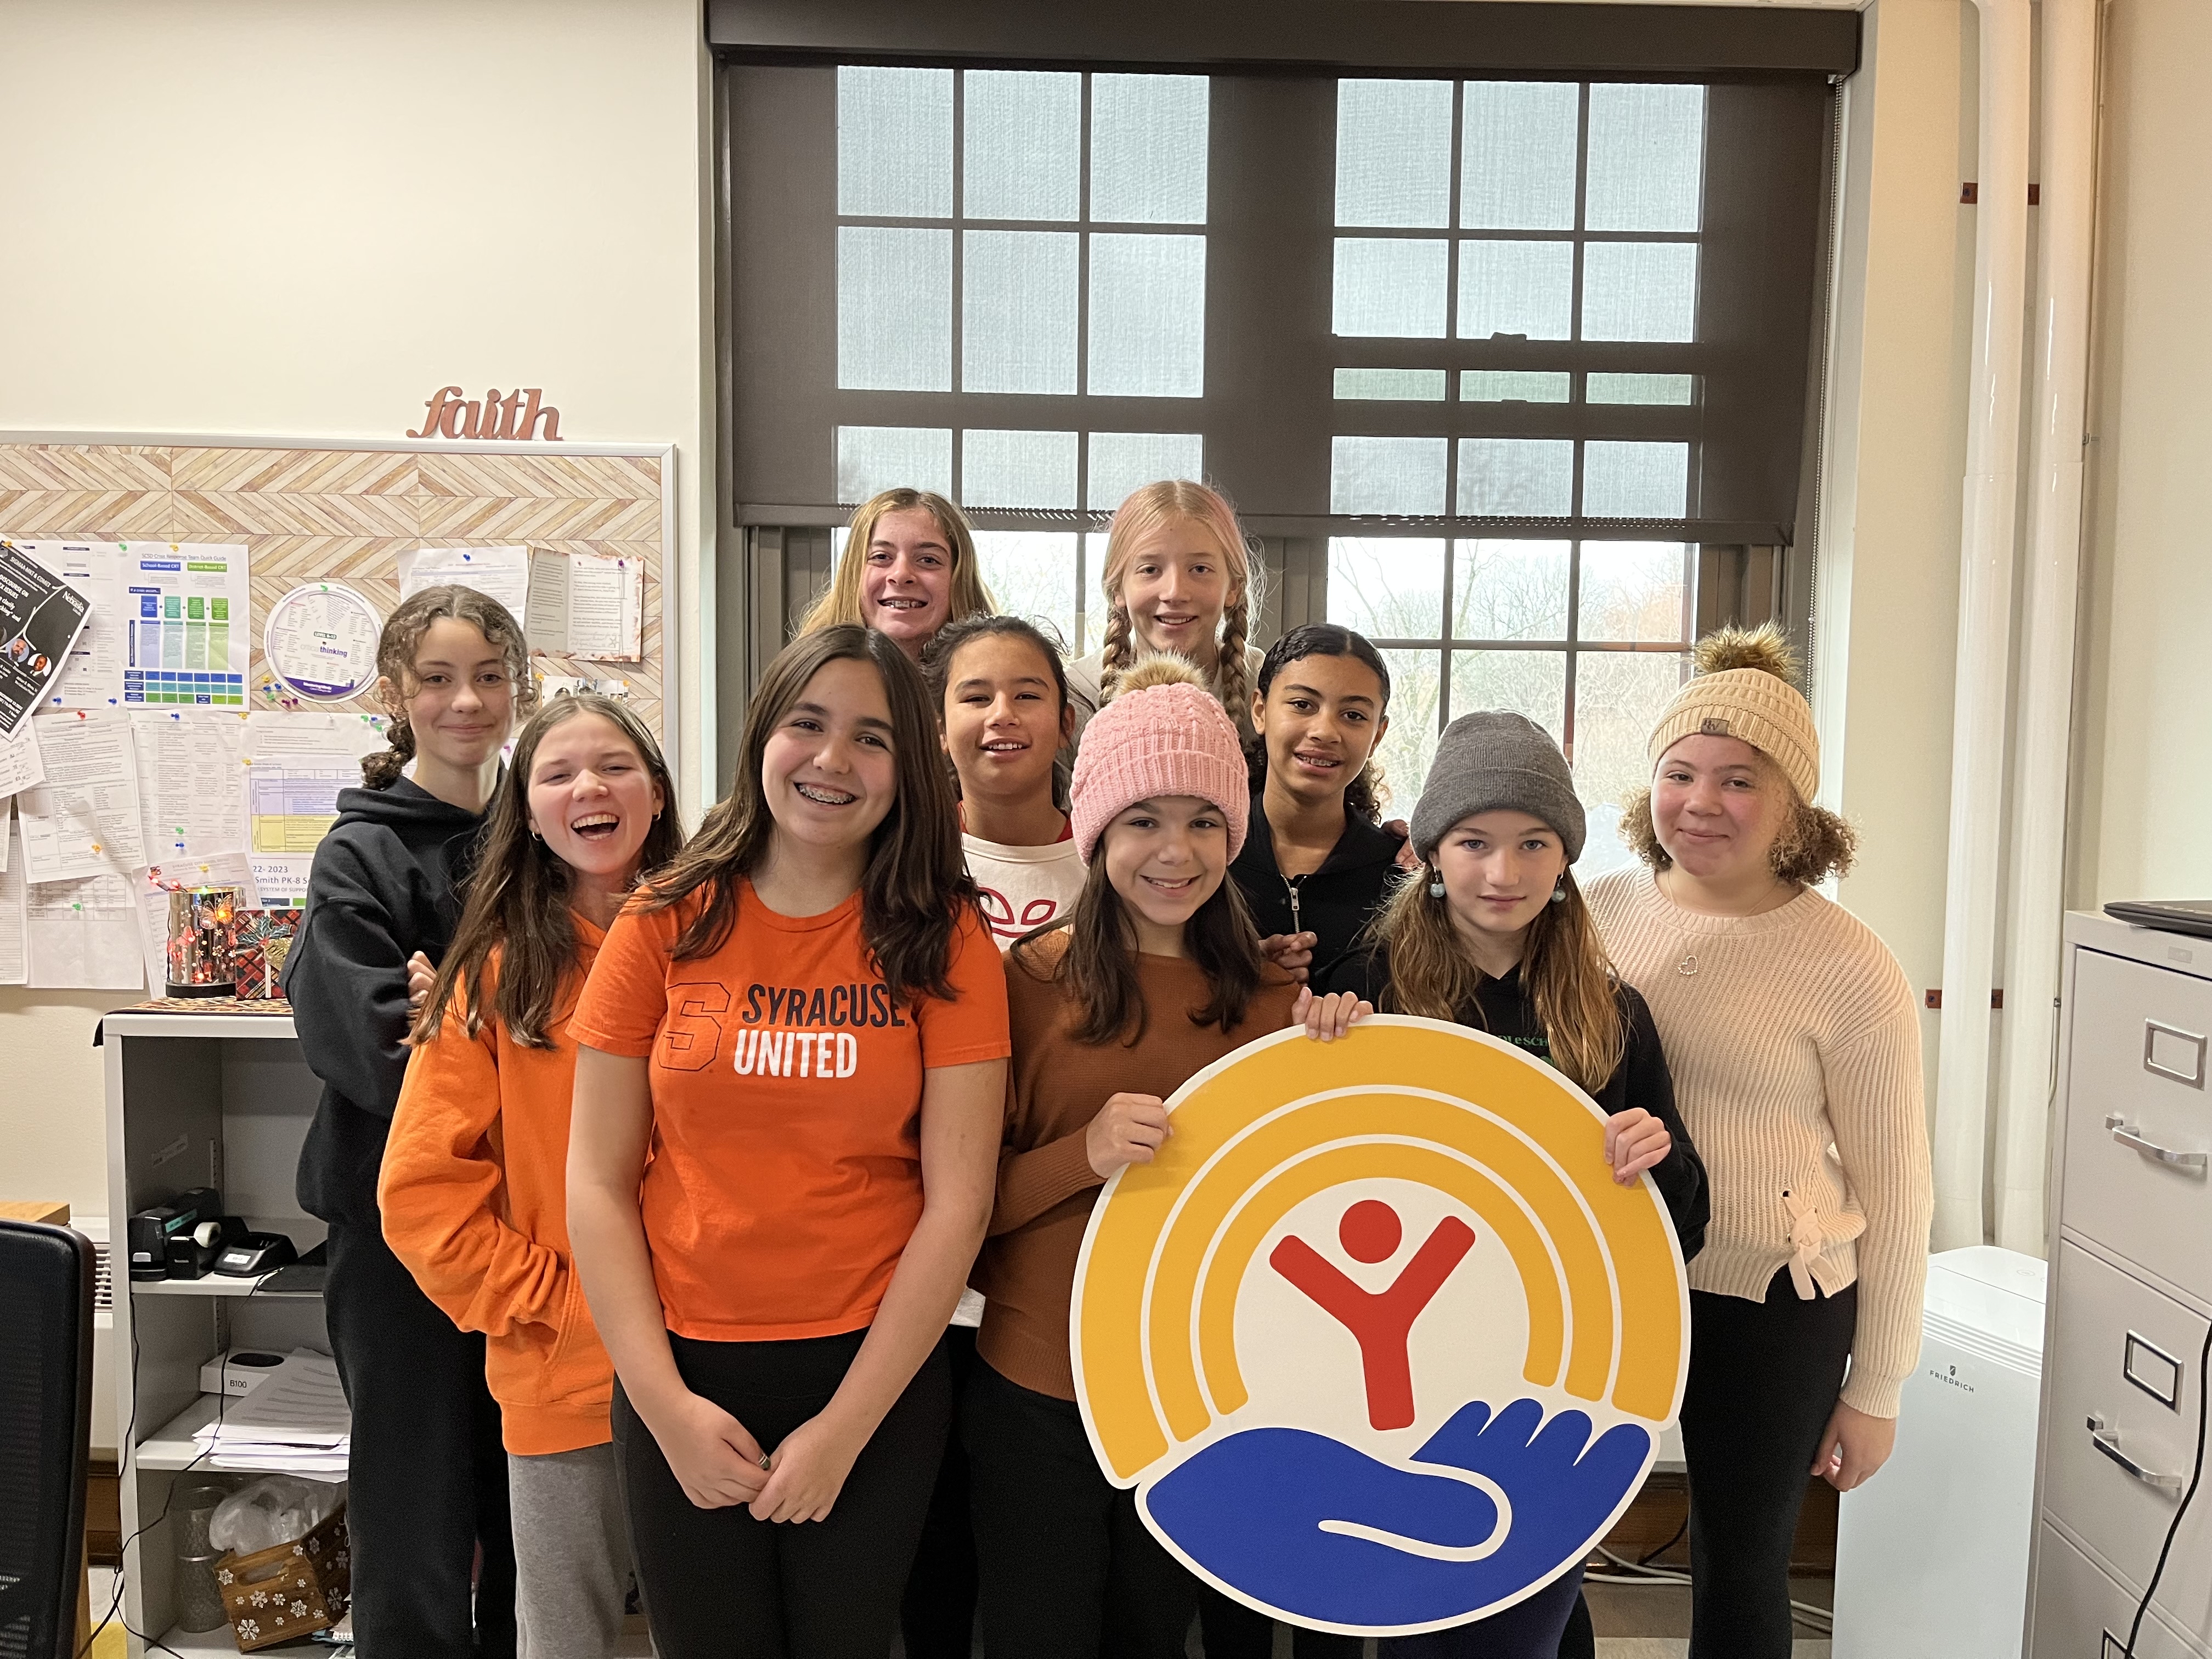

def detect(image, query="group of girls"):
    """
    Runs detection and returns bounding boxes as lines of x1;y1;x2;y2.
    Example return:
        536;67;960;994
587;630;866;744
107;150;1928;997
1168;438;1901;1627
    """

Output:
283;476;1931;1659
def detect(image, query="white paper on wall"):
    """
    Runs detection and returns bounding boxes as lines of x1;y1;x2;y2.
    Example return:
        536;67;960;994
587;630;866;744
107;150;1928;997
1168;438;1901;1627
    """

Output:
15;710;146;882
242;711;388;758
132;709;250;861
14;541;128;710
248;854;317;911
0;719;44;802
116;542;252;709
25;865;145;990
526;549;643;660
0;822;25;985
399;545;532;622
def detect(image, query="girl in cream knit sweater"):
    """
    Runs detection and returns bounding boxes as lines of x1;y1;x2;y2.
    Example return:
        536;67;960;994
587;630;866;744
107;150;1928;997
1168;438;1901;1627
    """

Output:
1587;626;1932;1659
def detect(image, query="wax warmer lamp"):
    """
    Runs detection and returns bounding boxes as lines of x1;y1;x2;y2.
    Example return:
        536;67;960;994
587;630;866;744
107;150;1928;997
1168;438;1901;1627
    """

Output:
165;885;242;997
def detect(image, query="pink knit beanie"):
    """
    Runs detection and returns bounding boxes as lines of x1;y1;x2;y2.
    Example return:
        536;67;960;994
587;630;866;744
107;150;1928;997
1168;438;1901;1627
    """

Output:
1070;656;1251;864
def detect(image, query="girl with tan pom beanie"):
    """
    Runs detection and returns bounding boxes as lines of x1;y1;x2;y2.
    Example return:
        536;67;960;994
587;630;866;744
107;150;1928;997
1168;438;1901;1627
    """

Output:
967;657;1369;1659
1585;625;1932;1659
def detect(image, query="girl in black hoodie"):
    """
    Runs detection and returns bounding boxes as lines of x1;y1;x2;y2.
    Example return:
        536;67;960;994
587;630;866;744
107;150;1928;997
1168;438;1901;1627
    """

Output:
1323;709;1706;1659
285;585;531;1659
1231;624;1408;996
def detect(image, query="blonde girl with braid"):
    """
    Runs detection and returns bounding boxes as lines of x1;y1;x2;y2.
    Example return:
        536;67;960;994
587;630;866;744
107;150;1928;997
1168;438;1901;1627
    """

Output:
1065;481;1263;744
284;584;533;1656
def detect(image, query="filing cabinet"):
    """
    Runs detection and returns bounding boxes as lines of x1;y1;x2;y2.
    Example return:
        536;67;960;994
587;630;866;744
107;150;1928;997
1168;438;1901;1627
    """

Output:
2028;915;2212;1658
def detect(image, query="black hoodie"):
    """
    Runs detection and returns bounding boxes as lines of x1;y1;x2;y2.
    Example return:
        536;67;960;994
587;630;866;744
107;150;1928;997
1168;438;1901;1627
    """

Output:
286;778;486;1224
1322;947;1709;1260
1231;793;1407;986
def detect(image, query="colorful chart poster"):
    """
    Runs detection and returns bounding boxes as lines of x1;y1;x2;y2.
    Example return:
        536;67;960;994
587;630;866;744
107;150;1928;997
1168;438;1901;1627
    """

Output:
119;542;251;708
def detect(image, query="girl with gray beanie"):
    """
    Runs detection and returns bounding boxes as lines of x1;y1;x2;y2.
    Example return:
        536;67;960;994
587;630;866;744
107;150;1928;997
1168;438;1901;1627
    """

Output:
1324;708;1708;1659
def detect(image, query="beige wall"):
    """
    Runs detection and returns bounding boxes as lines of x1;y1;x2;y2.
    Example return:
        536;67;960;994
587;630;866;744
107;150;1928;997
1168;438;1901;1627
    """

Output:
2070;0;2212;906
1816;0;1977;1099
0;0;714;1219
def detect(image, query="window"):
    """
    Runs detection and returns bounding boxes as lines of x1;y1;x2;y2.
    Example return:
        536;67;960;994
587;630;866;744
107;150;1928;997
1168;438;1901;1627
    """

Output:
821;66;1213;652
726;44;1837;830
1328;538;1691;869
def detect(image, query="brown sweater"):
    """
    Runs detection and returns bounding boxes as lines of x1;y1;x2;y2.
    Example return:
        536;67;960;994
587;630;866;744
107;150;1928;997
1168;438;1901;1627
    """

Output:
975;930;1300;1401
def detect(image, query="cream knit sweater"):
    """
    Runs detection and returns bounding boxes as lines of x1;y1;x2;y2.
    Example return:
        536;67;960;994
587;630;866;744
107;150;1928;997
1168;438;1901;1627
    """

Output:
1587;867;1934;1418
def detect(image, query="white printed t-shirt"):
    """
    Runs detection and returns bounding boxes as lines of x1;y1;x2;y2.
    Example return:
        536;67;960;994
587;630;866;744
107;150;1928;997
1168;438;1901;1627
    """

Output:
964;833;1086;953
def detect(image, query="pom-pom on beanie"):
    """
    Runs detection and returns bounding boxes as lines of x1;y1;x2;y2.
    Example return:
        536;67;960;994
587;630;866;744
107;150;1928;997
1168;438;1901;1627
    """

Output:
1070;655;1251;864
1409;711;1585;865
1645;624;1821;803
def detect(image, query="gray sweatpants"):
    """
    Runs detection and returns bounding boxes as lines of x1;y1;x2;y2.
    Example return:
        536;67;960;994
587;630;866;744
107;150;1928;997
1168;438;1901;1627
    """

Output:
509;1442;634;1659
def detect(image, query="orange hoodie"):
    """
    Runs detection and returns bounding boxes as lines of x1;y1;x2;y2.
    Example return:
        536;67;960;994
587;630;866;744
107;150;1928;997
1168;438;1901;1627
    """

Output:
381;917;611;1455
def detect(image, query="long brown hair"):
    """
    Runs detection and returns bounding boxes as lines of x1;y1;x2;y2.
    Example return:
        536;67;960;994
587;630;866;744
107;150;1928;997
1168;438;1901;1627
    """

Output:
1374;866;1625;1095
364;584;534;790
413;696;682;1048
800;488;995;637
1015;839;1268;1048
642;626;973;1005
1096;481;1262;741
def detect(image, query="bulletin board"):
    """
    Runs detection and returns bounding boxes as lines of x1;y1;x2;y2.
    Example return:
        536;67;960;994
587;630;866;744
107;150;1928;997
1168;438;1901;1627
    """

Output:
0;435;675;747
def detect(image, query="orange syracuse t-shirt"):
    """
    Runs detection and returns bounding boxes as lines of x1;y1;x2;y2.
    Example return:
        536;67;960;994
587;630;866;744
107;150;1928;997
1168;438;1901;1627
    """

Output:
570;878;1011;1342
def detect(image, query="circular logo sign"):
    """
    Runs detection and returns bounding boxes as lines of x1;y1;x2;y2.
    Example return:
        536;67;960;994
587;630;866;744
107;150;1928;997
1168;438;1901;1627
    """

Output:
1069;1015;1690;1637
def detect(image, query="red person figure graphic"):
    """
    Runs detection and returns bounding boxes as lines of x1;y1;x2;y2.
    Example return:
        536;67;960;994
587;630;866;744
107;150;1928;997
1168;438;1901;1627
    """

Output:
1269;1199;1477;1431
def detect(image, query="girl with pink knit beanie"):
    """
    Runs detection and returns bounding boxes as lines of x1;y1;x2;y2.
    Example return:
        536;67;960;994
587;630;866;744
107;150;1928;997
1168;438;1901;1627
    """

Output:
963;657;1369;1659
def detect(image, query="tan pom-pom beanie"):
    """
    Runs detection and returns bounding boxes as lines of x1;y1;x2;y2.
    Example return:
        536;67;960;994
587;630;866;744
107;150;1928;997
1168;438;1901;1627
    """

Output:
1646;624;1821;802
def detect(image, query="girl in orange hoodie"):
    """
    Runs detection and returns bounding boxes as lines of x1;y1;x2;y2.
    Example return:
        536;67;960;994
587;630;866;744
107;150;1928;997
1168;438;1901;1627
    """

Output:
382;694;682;1659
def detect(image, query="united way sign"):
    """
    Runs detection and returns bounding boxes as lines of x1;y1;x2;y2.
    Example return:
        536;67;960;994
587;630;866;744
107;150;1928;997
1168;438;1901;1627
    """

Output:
1069;1015;1691;1638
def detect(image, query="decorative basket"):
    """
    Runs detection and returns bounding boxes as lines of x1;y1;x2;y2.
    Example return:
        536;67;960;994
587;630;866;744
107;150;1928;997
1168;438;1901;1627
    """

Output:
229;909;302;1001
215;1503;350;1652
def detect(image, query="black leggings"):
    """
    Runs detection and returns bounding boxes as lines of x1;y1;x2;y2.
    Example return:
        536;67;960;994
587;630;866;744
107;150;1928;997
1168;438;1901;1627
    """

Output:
613;1328;951;1659
964;1359;1199;1659
325;1214;515;1659
1199;1585;1361;1659
900;1323;980;1658
1680;1272;1858;1659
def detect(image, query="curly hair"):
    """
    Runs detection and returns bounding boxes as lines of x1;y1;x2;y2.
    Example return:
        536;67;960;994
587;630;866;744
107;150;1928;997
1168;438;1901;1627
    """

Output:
364;584;534;790
1619;786;1858;886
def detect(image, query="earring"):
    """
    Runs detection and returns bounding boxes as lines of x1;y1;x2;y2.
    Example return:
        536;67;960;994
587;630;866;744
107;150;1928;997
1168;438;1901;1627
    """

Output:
1550;879;1567;905
1427;869;1446;899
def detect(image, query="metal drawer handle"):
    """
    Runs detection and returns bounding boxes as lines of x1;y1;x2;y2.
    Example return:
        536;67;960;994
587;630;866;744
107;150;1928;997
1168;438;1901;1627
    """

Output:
2103;1114;2209;1175
2087;1414;2186;1493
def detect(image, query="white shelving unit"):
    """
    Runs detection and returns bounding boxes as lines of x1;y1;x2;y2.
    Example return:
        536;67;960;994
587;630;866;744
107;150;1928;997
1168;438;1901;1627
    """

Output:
103;1008;335;1657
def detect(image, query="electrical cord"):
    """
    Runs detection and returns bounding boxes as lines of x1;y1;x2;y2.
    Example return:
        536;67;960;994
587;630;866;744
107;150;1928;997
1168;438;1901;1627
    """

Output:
2119;1316;2212;1658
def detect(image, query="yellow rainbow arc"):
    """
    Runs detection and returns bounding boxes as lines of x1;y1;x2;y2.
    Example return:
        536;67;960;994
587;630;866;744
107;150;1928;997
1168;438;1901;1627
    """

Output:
1073;1017;1688;1483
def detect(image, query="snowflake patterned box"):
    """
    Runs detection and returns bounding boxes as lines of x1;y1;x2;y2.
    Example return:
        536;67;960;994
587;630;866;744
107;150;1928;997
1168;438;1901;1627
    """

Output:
215;1504;350;1651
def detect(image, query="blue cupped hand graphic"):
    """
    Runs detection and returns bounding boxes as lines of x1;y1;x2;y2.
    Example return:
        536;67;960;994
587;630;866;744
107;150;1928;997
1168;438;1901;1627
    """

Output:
1142;1400;1652;1630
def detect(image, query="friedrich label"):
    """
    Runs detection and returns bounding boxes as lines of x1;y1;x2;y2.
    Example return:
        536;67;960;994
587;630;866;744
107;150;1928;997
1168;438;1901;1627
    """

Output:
408;386;563;441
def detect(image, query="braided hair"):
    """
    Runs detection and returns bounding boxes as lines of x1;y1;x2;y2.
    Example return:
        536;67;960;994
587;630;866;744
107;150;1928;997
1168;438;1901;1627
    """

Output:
1096;479;1263;741
363;585;533;789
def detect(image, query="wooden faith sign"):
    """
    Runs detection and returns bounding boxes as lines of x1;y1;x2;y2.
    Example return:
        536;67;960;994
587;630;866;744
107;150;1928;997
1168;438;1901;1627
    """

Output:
407;386;563;441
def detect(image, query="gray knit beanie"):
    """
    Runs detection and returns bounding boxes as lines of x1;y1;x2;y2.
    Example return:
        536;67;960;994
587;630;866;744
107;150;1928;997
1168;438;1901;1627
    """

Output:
1409;711;1586;864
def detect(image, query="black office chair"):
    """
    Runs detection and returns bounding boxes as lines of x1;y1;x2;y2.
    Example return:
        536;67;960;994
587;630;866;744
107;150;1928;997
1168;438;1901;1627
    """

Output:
0;1220;95;1659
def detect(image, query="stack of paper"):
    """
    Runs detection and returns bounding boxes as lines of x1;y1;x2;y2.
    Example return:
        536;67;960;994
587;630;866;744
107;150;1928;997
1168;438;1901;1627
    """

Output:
194;1348;351;1474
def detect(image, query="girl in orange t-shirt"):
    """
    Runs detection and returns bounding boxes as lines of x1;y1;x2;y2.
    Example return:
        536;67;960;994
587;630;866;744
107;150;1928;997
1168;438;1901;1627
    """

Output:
382;694;681;1659
568;625;1011;1659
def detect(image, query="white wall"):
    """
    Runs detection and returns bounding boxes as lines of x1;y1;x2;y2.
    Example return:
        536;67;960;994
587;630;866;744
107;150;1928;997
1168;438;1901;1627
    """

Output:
1816;0;1978;1103
2070;0;2212;906
0;0;714;1218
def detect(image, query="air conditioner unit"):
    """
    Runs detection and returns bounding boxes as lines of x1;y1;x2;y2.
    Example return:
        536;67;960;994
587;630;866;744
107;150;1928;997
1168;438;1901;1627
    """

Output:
1831;1245;2048;1658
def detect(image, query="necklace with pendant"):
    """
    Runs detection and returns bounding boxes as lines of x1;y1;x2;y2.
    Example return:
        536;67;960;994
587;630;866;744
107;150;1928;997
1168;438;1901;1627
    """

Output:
1660;868;1699;977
